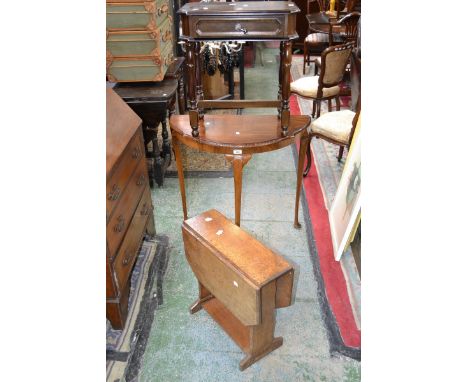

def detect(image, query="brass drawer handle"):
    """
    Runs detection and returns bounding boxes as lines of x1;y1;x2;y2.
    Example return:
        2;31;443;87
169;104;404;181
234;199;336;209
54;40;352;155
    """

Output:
132;146;141;159
136;174;146;186
114;215;125;233
158;3;169;16
141;202;151;216
107;184;121;201
122;250;133;266
235;23;248;34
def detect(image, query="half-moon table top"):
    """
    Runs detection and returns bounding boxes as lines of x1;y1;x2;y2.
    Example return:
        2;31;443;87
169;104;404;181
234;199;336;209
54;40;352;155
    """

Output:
169;114;311;155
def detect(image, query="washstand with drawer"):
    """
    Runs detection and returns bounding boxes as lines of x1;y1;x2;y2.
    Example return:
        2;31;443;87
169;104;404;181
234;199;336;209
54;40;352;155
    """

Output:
106;88;156;330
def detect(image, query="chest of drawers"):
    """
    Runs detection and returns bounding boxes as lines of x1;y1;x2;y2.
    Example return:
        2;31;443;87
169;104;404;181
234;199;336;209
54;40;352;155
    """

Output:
106;88;156;330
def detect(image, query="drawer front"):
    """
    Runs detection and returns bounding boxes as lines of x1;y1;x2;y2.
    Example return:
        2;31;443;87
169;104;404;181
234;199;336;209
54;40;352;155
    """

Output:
106;0;170;31
114;187;153;291
107;157;148;258
107;43;173;83
106;131;144;221
189;16;286;39
107;252;118;298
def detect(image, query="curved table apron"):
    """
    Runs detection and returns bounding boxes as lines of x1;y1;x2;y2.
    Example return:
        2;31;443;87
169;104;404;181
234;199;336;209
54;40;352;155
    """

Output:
170;114;312;227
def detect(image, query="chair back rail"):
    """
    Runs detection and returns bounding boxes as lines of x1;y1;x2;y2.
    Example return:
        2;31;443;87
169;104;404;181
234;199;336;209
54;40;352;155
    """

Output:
317;41;354;97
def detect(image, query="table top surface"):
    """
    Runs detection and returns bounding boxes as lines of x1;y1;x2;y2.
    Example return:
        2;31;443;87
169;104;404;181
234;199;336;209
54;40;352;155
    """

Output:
170;114;310;153
184;209;293;287
113;79;178;101
178;1;300;15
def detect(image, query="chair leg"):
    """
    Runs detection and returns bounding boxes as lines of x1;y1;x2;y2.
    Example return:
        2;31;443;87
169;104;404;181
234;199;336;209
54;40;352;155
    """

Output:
303;140;313;177
328;99;332;112
316;101;322;118
336;96;340;111
303;44;308;75
338;146;344;162
312;100;316;118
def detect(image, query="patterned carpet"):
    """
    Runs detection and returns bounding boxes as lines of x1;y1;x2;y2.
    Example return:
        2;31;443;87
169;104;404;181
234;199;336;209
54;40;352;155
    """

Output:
134;49;361;381
106;235;169;382
290;55;361;339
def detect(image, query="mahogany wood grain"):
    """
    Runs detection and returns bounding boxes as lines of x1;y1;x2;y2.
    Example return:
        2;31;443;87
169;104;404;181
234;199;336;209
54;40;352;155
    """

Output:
106;279;131;331
178;2;299;136
106;247;118;298
114;187;153;291
170;114;311;227
106;132;144;222
170;114;310;154
106;157;147;258
106;88;155;330
106;88;142;177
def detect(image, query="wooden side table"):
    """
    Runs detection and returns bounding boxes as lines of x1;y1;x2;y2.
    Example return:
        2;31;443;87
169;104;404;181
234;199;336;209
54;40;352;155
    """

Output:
177;1;300;137
170;114;311;228
113;79;178;187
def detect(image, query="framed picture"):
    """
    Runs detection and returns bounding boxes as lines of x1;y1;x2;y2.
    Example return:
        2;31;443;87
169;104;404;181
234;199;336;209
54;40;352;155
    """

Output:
329;116;361;261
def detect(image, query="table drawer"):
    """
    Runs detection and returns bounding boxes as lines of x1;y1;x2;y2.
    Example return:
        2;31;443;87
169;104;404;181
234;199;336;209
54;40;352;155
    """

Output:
106;131;144;221
107;157;148;258
113;187;153;291
189;16;286;39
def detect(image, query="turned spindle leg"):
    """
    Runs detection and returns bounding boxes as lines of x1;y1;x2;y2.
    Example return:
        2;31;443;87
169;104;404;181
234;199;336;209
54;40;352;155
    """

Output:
280;40;292;135
185;41;199;137
195;41;204;119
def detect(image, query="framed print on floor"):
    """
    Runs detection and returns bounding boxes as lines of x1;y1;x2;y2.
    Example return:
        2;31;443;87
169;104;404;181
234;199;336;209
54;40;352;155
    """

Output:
329;116;361;261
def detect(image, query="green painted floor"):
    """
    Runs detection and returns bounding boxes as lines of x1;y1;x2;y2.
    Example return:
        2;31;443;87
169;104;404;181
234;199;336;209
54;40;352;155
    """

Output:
140;47;360;381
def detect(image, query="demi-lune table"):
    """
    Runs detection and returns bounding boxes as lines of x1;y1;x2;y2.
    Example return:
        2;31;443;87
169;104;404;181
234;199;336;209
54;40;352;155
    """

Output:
170;114;311;227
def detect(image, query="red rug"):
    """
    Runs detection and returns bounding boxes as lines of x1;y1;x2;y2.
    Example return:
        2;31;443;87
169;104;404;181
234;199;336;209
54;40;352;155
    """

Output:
290;94;361;349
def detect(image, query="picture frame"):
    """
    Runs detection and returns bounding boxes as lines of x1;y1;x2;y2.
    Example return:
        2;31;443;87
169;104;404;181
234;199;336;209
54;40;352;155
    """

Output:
329;116;361;261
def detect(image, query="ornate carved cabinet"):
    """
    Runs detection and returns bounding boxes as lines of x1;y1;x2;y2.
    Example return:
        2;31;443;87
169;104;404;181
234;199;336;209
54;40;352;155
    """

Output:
106;88;155;329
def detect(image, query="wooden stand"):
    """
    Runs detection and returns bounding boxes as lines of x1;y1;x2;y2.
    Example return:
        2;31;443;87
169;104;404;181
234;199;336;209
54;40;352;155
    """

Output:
182;210;295;370
113;80;178;187
177;1;300;136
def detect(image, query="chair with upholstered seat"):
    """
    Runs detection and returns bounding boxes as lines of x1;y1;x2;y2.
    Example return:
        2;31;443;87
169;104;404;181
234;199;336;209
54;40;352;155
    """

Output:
303;0;331;75
302;98;360;176
303;0;359;74
313;12;361;75
292;42;354;121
